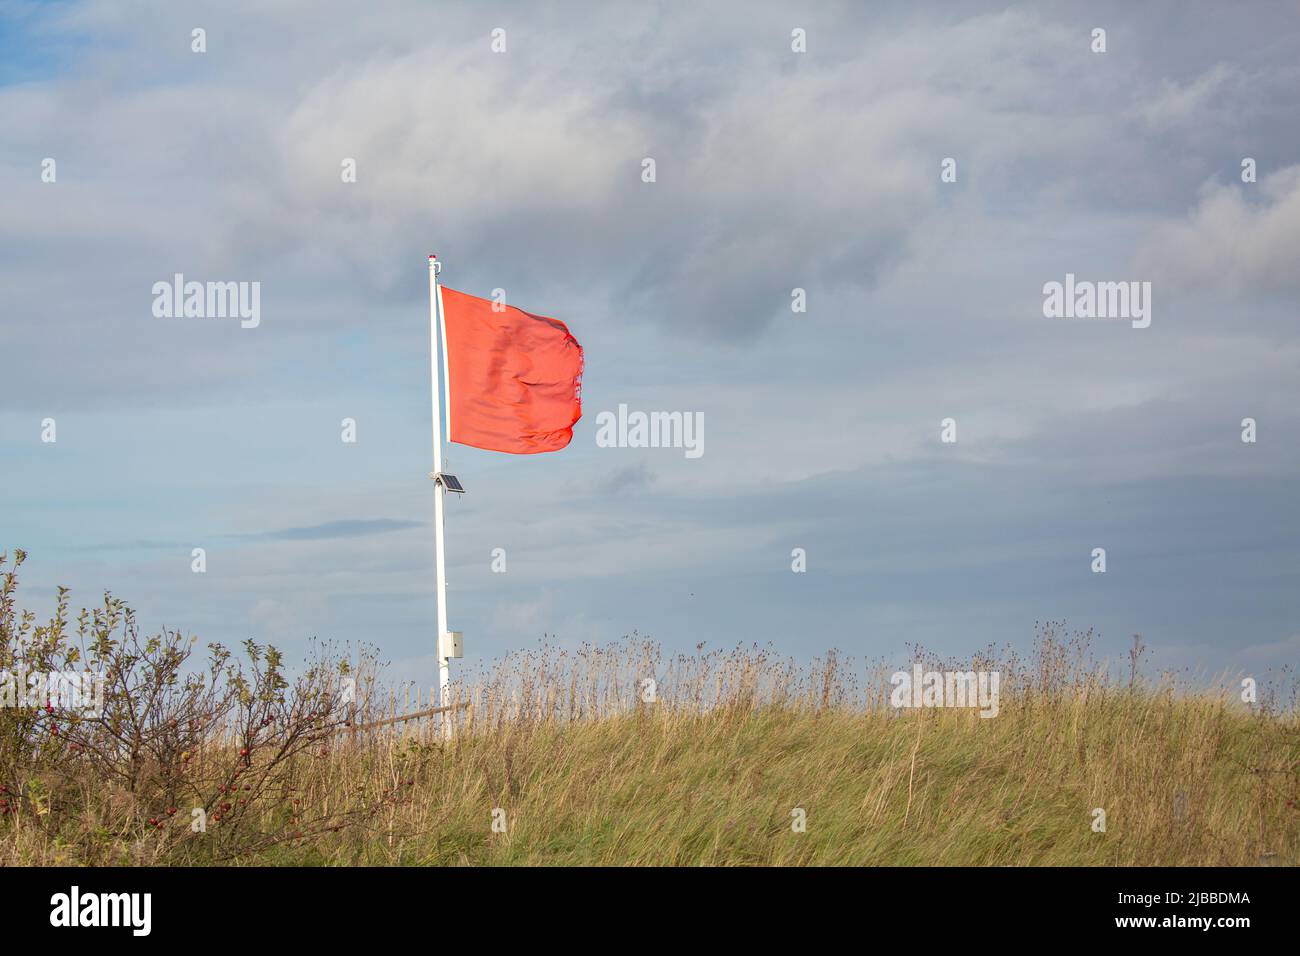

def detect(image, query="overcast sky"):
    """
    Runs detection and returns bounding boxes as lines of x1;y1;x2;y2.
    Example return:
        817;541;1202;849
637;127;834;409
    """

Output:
2;0;1297;688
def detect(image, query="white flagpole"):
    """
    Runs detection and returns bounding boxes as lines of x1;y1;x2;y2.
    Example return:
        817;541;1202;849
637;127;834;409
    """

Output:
427;254;451;737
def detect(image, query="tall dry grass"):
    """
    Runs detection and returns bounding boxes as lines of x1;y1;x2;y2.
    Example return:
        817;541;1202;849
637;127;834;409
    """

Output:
255;630;1296;866
3;604;1296;864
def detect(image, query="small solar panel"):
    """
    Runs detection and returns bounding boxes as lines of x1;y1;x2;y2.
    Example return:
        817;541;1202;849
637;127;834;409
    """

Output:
438;473;465;493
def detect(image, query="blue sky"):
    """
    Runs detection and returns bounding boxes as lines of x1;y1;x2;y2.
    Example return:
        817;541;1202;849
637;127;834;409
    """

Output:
2;0;1298;688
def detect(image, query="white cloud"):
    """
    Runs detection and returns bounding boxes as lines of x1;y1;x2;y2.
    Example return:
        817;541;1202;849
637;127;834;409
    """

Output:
1137;165;1300;294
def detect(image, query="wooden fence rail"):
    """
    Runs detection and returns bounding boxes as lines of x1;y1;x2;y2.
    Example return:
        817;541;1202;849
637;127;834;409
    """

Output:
343;700;471;734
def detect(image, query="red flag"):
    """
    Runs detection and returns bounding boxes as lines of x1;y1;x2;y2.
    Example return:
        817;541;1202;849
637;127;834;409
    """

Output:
440;286;584;454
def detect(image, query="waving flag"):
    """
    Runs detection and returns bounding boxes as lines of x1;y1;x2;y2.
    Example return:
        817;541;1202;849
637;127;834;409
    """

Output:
424;259;585;727
439;286;584;454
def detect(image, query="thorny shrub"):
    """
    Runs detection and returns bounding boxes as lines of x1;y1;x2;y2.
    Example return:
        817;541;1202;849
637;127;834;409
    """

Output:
0;549;399;862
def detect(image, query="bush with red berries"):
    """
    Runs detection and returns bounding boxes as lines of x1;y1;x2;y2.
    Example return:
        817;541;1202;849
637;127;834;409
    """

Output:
1;549;386;862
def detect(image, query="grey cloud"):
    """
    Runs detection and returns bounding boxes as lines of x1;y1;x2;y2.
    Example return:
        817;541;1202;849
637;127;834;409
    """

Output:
68;539;185;552
590;462;655;496
259;519;424;541
5;0;1300;411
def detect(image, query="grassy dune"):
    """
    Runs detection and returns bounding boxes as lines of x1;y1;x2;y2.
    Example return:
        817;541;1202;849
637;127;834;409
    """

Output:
4;661;1295;866
248;693;1297;866
2;551;1295;865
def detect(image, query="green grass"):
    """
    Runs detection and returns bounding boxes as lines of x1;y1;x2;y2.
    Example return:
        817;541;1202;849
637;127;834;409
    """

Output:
212;689;1297;867
2;555;1294;867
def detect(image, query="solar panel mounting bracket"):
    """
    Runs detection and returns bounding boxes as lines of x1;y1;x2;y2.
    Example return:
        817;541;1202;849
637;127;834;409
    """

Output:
431;471;465;493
